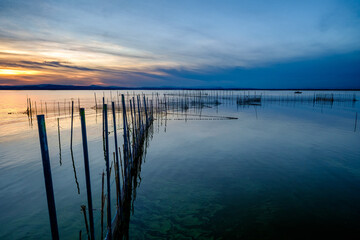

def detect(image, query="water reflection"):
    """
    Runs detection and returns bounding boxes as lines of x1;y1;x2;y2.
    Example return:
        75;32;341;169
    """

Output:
0;90;359;239
57;118;62;166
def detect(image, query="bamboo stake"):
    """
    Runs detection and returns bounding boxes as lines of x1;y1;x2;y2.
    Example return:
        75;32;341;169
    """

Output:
57;118;62;166
118;147;125;186
112;102;122;209
79;108;95;240
70;101;74;148
37;115;59;240
103;103;112;240
94;92;97;109
45;102;48;117
121;95;129;188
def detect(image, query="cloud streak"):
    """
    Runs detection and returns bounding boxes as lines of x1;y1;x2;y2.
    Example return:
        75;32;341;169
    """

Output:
0;0;360;87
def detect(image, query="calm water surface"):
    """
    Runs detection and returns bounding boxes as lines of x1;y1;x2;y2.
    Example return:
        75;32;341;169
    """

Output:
0;90;359;239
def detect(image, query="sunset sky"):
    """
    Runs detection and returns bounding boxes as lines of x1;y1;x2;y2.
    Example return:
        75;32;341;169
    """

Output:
1;0;359;88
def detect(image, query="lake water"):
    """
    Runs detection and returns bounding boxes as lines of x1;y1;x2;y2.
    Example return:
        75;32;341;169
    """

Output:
0;90;359;239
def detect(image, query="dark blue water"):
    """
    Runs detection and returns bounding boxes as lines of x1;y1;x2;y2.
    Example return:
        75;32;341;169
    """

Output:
0;90;359;239
129;101;360;239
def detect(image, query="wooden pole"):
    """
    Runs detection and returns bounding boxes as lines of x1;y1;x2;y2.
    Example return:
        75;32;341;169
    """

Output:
70;101;74;148
112;102;122;209
137;95;142;131
121;95;129;187
78;98;81;114
129;99;136;150
94;93;97;110
57;118;62;166
143;95;148;127
103;104;112;240
132;97;137;137
118;147;125;186
79;108;95;240
37;115;59;240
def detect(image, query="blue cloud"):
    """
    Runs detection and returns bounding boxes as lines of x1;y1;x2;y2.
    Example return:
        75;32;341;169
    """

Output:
152;51;360;88
1;0;360;87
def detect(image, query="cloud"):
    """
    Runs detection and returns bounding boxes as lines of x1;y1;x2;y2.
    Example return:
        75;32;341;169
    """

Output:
0;0;360;87
0;60;97;71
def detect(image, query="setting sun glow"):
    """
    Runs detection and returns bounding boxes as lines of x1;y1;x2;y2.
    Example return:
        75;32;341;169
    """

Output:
0;69;39;75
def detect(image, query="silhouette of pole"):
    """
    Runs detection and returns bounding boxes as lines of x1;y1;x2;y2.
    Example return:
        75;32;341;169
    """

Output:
111;102;122;207
37;115;59;240
104;104;112;240
121;95;129;188
79;108;95;240
143;95;148;127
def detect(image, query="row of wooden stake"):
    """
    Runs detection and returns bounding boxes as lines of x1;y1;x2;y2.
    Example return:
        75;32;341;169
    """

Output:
36;94;154;240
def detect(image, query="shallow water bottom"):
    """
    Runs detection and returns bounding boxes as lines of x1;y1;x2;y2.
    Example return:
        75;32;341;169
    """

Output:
128;106;360;239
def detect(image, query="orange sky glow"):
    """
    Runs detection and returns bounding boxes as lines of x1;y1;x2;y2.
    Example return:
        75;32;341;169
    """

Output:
1;1;359;88
0;38;180;86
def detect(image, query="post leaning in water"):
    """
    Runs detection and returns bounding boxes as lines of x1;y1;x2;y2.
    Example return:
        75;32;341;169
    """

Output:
37;115;59;240
79;108;95;240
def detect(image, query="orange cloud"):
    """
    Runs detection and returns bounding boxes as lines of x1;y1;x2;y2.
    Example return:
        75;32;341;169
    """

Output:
0;37;179;87
0;69;40;75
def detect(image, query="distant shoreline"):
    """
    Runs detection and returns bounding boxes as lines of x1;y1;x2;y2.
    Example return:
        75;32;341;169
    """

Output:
0;84;359;91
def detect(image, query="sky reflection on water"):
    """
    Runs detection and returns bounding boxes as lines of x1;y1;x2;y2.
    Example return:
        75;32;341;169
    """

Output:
0;90;359;239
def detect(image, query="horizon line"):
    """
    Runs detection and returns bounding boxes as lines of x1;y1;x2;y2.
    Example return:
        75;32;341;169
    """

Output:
0;84;359;91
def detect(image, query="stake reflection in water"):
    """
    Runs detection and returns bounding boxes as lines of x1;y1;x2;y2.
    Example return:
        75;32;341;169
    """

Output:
57;118;62;166
29;90;358;239
70;101;80;195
